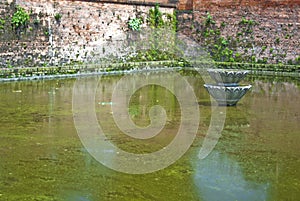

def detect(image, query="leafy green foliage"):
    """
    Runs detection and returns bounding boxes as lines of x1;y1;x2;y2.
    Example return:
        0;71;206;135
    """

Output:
166;10;178;32
204;12;215;26
0;18;5;30
6;61;13;68
148;4;164;28
126;49;190;66
287;56;300;65
194;13;271;63
128;18;142;31
33;19;40;25
126;5;179;65
11;6;30;29
54;13;62;21
44;30;49;36
128;4;177;32
239;17;255;26
127;49;176;61
148;4;177;31
199;13;237;62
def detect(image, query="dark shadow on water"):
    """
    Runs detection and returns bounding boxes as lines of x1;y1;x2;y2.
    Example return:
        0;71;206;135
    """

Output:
197;100;213;106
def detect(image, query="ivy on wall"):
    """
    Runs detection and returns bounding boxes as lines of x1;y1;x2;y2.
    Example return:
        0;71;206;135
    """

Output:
190;12;300;65
195;12;238;63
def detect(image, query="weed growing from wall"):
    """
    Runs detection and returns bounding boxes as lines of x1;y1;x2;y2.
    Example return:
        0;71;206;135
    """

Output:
0;19;5;30
198;12;237;62
128;18;143;31
193;13;265;63
148;4;164;28
54;13;62;21
192;11;300;64
11;5;29;29
126;4;179;63
147;4;177;31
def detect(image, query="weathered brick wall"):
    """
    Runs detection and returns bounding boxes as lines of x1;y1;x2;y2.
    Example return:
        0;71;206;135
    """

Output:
193;0;300;8
0;0;174;67
1;0;300;67
0;0;50;67
177;0;192;10
178;0;300;64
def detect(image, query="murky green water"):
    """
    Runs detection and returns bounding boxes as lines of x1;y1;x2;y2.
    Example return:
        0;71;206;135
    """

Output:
0;71;299;201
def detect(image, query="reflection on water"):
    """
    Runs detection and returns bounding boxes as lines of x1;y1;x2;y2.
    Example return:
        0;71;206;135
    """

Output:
193;151;269;201
63;191;92;201
0;71;299;200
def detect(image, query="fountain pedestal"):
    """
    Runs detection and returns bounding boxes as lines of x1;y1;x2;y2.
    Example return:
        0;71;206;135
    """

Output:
204;69;252;106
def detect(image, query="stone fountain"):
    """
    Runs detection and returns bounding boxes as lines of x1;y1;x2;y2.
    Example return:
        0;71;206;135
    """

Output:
204;69;252;106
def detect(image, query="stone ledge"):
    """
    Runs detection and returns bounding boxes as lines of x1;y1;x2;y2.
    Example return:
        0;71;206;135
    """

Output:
1;61;299;82
67;0;177;8
0;61;184;81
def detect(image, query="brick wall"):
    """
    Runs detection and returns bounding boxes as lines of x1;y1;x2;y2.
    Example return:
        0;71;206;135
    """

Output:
0;0;50;67
1;0;300;67
177;0;300;63
0;0;175;67
177;0;192;10
192;0;300;8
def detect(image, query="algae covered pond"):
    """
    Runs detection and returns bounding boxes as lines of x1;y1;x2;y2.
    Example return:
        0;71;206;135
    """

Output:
0;70;299;201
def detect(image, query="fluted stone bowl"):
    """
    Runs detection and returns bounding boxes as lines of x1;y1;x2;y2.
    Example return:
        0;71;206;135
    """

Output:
204;84;252;106
207;69;250;86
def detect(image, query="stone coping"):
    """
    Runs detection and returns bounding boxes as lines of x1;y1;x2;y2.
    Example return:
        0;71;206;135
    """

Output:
0;61;183;82
0;61;299;82
73;0;177;8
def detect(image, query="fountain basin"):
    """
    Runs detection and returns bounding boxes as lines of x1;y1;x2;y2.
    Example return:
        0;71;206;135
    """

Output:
207;69;250;85
204;84;252;106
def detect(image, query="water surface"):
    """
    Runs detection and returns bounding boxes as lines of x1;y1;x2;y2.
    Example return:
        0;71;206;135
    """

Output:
0;71;299;201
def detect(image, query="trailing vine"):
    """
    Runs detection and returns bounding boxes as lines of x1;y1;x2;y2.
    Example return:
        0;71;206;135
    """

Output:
194;13;265;63
198;12;237;62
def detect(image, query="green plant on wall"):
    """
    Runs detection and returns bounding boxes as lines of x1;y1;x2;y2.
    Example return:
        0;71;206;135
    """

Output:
126;49;190;66
148;4;177;31
6;61;13;68
0;18;5;30
198;13;237;62
211;38;236;62
33;19;40;26
11;5;30;29
128;18;142;31
239;17;255;26
125;4;179;64
127;4;179;63
238;17;256;37
54;13;62;21
44;30;49;36
200;12;217;39
294;56;300;65
204;12;215;26
166;10;177;32
148;3;164;28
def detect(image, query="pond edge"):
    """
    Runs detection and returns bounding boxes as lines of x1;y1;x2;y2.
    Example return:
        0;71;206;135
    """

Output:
0;61;299;82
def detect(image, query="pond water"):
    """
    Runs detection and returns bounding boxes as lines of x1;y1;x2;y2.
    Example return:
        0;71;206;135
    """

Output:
0;70;299;201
